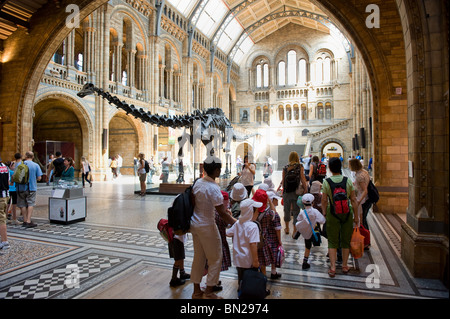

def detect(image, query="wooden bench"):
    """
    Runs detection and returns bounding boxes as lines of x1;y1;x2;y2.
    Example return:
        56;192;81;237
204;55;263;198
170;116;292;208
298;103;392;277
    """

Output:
158;183;191;195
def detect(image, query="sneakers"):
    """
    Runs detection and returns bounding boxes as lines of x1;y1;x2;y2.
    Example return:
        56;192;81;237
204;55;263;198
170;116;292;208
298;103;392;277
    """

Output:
0;241;10;250
302;262;310;270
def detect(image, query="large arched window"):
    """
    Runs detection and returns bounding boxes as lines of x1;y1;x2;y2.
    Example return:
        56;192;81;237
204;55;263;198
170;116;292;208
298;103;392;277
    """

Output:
278;61;285;86
325;102;332;119
255;60;269;88
263;106;269;124
256;107;262;122
293;104;299;120
278;105;284;121
324;57;331;82
263;63;269;87
299;59;307;85
301;103;307;121
315;58;323;83
286;105;292;121
256;64;262;88
287;50;297;85
317;102;324;120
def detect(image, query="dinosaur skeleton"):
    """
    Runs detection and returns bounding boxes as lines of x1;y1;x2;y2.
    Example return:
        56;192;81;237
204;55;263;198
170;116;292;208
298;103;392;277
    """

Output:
77;83;259;175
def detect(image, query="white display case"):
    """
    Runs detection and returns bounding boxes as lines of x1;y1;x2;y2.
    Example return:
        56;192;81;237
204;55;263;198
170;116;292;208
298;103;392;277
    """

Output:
49;180;86;224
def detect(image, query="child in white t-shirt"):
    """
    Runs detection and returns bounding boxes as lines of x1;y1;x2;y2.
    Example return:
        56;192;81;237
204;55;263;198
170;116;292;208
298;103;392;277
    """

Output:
226;198;261;287
295;193;326;270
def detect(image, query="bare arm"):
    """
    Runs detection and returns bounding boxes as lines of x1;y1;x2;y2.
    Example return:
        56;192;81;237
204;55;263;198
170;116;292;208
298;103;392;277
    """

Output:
216;204;236;226
350;190;359;225
321;192;328;217
249;242;259;268
300;166;308;194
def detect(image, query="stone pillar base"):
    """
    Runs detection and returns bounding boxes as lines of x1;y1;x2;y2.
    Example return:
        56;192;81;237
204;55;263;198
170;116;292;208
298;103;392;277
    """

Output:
401;222;449;286
377;190;408;214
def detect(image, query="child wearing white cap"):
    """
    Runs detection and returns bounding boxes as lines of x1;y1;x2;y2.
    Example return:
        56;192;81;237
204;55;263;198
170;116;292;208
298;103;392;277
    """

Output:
295;193;326;270
226;198;261;289
230;182;248;218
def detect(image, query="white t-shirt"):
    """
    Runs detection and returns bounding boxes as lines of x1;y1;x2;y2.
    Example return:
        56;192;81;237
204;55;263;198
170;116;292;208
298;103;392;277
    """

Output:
226;221;260;268
240;164;255;186
295;207;326;240
191;176;224;227
81;161;90;174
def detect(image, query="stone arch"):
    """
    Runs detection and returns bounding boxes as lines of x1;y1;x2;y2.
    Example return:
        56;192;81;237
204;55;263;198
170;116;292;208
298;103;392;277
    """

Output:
32;91;94;171
108;110;145;175
317;138;348;159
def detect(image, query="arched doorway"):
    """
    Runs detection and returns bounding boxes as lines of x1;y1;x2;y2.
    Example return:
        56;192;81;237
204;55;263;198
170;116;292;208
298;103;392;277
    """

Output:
321;142;344;159
33;97;90;178
108;114;139;175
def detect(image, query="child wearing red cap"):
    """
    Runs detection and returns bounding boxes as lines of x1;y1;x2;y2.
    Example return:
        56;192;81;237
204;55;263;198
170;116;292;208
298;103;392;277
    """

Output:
252;189;283;279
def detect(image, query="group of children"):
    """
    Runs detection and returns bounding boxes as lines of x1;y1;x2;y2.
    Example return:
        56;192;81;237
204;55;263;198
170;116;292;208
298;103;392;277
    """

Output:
166;177;326;296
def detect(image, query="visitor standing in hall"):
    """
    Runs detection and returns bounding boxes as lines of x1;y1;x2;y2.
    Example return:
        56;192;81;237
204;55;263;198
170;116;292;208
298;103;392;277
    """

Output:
321;157;358;277
137;153;147;196
239;155;256;197
190;156;236;299
16;151;42;228
0;156;11;251
81;156;93;188
349;158;372;238
279;151;308;236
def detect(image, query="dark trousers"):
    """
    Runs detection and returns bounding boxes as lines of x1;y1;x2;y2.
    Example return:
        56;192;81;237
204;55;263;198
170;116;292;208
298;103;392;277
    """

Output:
362;201;372;230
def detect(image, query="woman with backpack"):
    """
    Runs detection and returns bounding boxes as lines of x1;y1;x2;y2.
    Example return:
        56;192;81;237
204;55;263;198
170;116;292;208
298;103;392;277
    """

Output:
321;157;358;277
279;151;308;236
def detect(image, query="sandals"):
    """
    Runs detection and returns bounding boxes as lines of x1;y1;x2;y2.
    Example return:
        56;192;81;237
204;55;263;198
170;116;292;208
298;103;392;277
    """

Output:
328;268;336;278
342;266;350;274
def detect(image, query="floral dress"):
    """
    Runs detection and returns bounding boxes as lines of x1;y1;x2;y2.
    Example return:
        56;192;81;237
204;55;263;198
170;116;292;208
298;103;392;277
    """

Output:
257;207;282;266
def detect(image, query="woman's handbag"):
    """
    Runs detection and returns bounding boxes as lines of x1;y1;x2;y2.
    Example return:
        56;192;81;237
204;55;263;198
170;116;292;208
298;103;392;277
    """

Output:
304;209;321;247
350;227;365;259
359;224;371;248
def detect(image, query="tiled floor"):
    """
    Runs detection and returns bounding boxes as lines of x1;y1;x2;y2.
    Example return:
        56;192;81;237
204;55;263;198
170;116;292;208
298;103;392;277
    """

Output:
1;170;448;300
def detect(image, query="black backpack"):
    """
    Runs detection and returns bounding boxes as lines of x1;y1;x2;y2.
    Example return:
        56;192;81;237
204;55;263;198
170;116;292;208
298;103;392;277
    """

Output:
367;180;379;204
168;178;199;235
144;160;150;173
284;164;301;192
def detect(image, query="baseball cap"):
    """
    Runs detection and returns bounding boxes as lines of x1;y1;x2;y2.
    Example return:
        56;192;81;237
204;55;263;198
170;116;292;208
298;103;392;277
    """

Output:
221;190;229;201
252;189;268;212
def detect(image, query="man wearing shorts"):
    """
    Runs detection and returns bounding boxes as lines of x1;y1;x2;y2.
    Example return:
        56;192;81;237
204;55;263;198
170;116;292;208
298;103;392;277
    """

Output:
17;151;42;228
0;156;11;250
